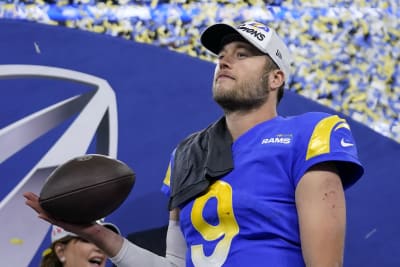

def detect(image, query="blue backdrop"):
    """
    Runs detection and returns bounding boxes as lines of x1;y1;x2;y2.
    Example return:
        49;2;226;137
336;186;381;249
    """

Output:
0;19;399;266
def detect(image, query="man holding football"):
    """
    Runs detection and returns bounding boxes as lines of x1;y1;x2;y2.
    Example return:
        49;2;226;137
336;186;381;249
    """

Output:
25;20;364;267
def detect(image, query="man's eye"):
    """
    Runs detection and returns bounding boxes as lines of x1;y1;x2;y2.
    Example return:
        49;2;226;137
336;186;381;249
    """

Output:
237;52;248;58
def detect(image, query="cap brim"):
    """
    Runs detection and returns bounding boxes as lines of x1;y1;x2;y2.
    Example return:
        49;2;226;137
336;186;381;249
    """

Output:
200;23;240;55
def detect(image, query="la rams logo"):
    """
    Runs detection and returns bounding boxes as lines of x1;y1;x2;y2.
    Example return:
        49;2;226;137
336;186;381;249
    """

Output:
245;22;270;32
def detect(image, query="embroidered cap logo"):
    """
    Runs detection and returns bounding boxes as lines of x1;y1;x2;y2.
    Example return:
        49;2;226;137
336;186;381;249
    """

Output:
237;22;270;42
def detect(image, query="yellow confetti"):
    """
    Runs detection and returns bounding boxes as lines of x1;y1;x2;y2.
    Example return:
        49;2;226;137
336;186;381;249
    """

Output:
9;238;23;245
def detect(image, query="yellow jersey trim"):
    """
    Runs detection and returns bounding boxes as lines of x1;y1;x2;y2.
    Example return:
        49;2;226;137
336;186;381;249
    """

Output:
306;115;349;160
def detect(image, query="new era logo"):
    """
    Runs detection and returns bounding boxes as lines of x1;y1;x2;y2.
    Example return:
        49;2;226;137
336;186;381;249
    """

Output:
276;49;282;59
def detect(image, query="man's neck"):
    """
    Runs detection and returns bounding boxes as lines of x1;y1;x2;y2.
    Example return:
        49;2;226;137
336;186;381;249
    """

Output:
225;105;277;141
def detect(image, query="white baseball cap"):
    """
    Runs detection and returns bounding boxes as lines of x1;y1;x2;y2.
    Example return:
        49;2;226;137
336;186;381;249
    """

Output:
51;220;120;243
200;21;293;85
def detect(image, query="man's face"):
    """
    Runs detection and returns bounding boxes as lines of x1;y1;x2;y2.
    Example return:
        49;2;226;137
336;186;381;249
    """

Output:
212;41;271;113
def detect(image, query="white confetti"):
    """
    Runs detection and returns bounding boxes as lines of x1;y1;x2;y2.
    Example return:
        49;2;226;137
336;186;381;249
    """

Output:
34;42;41;54
364;228;377;239
392;123;400;134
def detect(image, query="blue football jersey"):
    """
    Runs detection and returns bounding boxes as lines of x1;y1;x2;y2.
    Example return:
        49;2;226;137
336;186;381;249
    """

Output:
162;112;363;267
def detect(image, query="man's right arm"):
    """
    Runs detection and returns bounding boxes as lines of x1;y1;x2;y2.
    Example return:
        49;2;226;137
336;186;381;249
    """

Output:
24;192;186;267
111;208;186;267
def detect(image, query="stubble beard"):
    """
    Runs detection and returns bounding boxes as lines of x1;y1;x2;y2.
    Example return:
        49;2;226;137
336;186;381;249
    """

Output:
213;72;270;114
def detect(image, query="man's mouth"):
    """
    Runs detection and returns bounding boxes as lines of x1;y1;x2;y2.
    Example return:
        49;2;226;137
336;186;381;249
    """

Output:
217;74;234;81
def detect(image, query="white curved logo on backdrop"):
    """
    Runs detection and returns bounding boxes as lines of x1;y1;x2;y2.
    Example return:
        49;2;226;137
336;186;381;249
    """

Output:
0;64;118;266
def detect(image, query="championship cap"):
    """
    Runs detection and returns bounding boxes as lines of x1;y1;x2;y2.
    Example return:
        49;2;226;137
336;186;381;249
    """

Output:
51;220;120;243
200;21;293;84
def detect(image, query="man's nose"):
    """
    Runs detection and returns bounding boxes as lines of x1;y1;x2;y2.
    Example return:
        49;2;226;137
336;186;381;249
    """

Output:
218;55;233;69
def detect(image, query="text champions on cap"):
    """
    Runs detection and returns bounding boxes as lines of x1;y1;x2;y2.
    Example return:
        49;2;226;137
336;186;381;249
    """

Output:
237;22;270;41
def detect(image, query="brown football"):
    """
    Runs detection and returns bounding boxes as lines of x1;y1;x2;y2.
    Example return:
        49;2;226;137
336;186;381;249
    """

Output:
39;154;135;224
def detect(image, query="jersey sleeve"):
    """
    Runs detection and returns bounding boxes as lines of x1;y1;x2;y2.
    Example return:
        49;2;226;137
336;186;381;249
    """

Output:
293;113;364;189
161;149;176;197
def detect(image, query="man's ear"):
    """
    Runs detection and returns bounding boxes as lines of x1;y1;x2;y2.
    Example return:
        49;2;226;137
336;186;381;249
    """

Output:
269;69;285;90
54;243;66;263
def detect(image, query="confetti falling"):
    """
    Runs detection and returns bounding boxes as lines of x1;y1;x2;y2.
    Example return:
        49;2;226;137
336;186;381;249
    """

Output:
34;42;41;54
9;237;24;245
0;1;398;143
364;228;377;239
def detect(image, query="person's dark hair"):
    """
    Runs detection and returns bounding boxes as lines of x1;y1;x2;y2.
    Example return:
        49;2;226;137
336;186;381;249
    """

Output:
40;236;75;267
264;55;285;104
277;84;285;104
